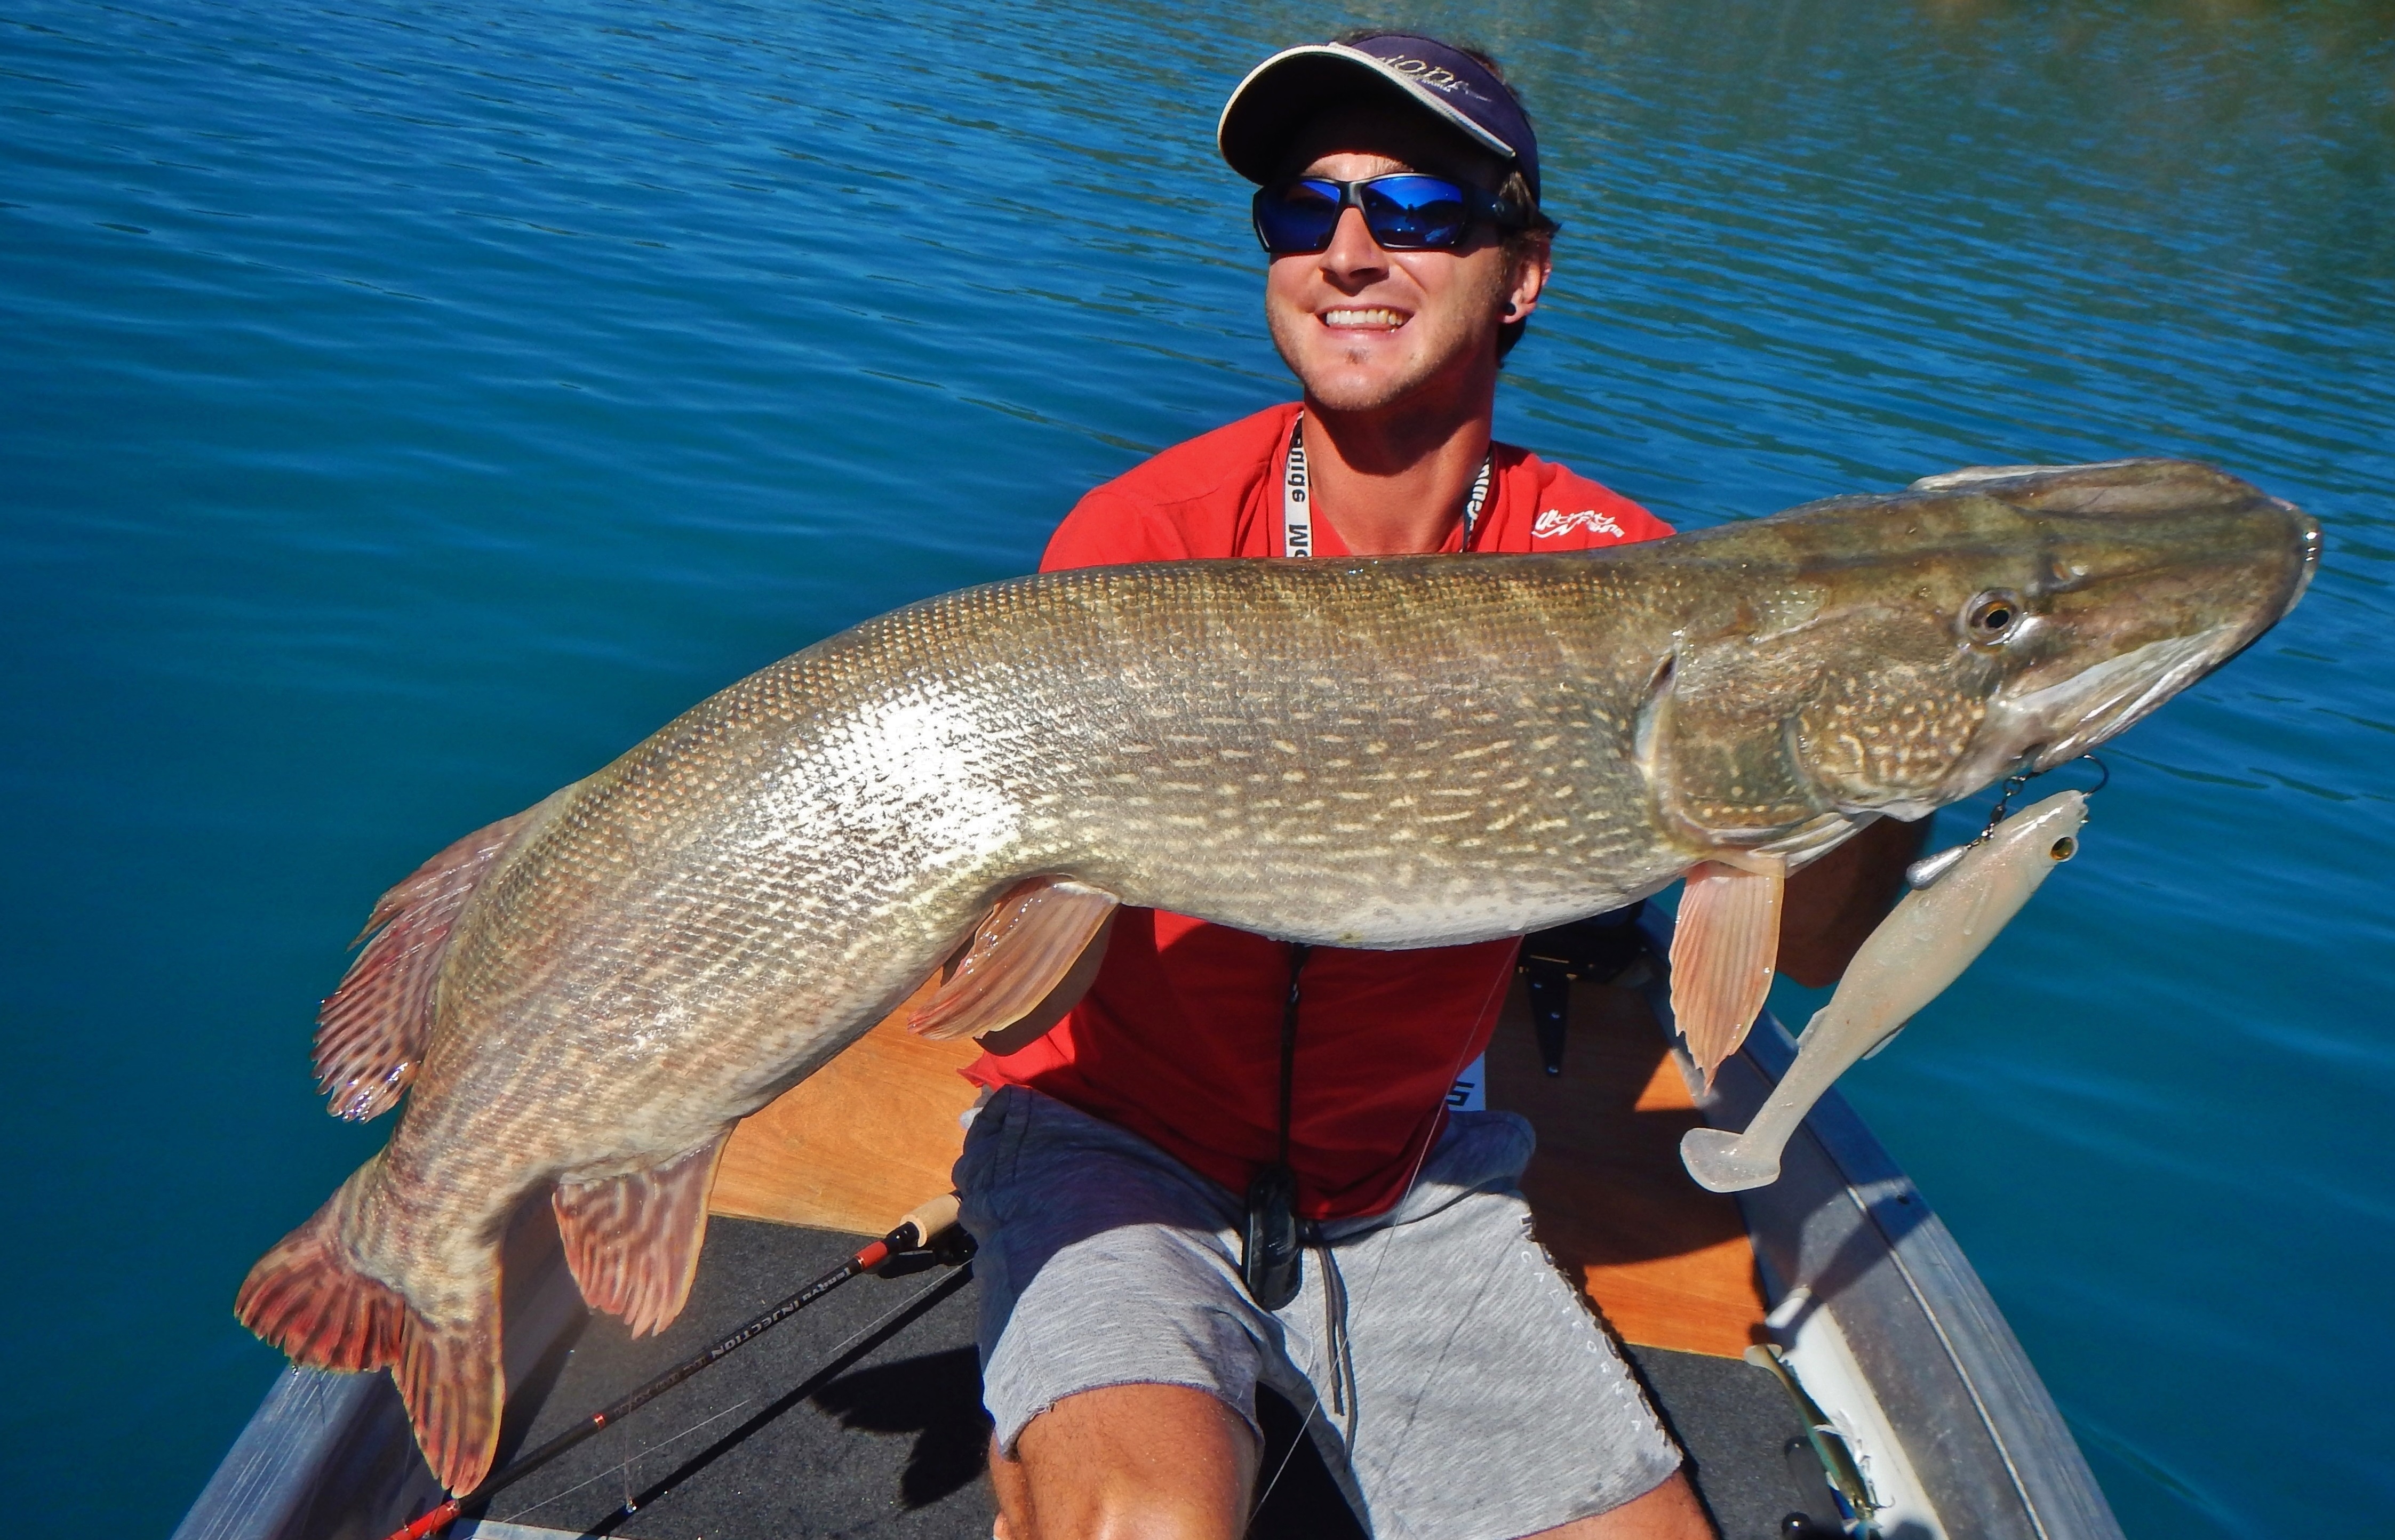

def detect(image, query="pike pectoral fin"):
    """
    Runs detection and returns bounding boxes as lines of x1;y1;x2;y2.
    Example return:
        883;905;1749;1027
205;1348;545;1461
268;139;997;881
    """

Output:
553;1132;729;1339
313;797;554;1122
236;1192;504;1494
1668;856;1786;1089
909;877;1119;1042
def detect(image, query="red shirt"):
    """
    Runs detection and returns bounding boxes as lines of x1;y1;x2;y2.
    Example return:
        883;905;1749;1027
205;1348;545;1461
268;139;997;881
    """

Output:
968;402;1673;1218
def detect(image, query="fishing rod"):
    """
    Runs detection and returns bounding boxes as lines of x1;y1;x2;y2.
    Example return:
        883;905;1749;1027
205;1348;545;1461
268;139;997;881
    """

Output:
382;1192;969;1540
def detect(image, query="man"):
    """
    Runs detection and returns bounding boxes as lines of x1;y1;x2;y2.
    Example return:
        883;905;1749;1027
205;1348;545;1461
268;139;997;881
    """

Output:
953;34;1889;1540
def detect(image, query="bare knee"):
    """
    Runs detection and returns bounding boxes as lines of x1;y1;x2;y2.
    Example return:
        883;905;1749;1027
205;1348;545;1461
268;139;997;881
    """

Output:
1531;1469;1715;1540
991;1382;1258;1540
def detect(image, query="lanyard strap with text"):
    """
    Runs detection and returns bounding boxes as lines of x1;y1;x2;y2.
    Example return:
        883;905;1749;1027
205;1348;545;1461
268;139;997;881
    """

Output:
1282;413;1492;559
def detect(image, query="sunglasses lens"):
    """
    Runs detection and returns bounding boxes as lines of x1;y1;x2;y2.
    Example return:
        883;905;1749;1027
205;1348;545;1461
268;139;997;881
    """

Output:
1358;176;1470;249
1254;180;1344;254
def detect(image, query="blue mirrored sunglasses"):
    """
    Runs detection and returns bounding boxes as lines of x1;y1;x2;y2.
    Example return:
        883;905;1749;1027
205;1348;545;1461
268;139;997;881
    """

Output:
1251;174;1526;255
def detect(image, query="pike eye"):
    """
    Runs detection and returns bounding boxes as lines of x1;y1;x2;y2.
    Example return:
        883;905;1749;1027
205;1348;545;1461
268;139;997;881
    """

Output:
1965;590;2024;644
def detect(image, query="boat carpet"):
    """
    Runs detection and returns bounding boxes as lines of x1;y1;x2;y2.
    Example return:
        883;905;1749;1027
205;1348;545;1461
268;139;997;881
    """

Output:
459;1217;1841;1540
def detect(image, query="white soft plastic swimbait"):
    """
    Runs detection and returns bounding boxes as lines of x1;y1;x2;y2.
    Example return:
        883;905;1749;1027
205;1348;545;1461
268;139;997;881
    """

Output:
1679;789;2089;1193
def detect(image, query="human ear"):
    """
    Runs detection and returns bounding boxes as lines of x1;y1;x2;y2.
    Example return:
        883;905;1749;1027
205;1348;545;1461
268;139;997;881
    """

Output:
1504;237;1552;323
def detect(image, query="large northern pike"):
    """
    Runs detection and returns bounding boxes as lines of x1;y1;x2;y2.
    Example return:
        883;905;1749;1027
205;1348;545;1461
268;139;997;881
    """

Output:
238;459;2315;1491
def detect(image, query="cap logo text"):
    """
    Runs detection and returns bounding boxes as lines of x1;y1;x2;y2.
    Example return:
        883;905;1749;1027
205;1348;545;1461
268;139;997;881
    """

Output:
1377;54;1487;101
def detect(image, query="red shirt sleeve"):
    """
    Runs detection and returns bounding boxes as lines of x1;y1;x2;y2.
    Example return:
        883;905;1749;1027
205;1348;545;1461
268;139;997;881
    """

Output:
1039;403;1300;570
1041;485;1199;571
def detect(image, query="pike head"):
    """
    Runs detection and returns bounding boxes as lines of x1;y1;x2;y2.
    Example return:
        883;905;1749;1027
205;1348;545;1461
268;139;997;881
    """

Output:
1636;458;2320;856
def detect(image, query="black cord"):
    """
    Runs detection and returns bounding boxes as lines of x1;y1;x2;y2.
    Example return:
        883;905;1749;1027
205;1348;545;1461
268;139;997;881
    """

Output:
1278;942;1308;1169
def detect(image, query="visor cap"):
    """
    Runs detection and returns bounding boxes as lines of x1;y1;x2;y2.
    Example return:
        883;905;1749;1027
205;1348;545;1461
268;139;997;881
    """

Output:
1218;33;1540;202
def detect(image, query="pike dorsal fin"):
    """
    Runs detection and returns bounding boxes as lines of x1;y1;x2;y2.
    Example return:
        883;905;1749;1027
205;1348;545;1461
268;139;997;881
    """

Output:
909;877;1119;1042
553;1132;728;1339
1670;856;1786;1089
313;797;553;1121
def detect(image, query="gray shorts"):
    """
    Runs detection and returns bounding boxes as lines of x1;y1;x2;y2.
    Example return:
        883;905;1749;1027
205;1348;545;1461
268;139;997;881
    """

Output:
954;1087;1682;1539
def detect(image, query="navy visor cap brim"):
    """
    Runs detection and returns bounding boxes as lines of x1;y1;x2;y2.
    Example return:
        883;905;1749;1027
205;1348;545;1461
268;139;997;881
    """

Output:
1217;38;1539;202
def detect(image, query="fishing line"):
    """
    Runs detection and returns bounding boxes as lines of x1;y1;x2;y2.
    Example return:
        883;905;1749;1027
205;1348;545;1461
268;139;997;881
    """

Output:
1248;953;1515;1527
494;1397;755;1524
591;1264;975;1528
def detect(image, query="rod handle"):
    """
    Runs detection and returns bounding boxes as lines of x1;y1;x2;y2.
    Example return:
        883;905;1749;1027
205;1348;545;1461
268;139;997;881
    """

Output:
897;1191;961;1248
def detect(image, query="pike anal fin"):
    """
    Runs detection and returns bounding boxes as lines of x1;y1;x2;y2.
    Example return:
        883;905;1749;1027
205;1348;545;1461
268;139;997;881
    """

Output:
1669;856;1786;1089
313;797;553;1122
909;877;1119;1042
553;1133;728;1339
234;1196;408;1375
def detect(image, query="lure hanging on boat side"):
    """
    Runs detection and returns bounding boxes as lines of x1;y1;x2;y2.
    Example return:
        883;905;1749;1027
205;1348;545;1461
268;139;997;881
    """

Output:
1680;789;2090;1193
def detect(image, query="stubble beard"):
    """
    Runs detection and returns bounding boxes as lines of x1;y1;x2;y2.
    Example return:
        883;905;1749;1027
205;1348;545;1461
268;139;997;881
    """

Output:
1267;269;1512;418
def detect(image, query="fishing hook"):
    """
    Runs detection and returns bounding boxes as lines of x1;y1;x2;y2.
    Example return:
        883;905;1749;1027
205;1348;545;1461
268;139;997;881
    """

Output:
1980;753;2109;838
1911;755;2111;890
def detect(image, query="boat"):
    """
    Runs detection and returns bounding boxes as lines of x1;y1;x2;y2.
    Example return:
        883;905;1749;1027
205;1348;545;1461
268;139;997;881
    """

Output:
175;905;2125;1540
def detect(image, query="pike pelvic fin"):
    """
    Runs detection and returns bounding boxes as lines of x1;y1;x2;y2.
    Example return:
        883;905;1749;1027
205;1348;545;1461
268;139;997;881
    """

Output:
314;798;552;1122
909;877;1119;1041
1669;856;1786;1089
553;1133;728;1338
235;1192;505;1494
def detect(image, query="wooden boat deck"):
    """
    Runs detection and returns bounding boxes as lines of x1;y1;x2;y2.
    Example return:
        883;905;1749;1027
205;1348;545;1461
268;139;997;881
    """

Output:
711;968;1770;1362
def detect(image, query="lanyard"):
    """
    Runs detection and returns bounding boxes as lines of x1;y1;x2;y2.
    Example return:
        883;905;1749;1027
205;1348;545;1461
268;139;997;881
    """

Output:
1282;413;1494;559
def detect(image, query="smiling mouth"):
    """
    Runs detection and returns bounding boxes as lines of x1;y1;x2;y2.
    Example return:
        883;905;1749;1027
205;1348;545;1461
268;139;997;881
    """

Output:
1320;307;1409;331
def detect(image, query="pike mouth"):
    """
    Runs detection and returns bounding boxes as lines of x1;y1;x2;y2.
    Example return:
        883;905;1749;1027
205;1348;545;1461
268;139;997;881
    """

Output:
1989;624;2242;775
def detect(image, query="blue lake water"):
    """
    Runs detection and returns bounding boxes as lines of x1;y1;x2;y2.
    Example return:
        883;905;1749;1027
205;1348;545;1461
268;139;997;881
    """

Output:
2;0;2389;1530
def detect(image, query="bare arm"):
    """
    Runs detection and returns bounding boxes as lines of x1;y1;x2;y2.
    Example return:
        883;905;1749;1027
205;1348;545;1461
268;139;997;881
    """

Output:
1776;817;1928;988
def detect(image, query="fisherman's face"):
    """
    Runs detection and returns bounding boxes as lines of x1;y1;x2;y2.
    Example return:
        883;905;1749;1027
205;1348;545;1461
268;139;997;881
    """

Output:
1263;107;1547;417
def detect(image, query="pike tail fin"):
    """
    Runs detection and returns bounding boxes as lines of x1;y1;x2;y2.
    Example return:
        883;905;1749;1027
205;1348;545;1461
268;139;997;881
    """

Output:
553;1134;728;1338
1670;857;1785;1089
395;1305;505;1496
909;877;1118;1041
236;1190;504;1494
234;1195;407;1373
314;797;553;1122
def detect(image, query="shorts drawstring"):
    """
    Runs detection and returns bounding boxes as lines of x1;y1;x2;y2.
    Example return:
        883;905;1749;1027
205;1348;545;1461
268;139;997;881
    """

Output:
1310;1222;1358;1435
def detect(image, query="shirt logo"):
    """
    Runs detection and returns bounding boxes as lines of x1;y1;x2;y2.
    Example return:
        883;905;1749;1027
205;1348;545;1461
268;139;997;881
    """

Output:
1533;508;1625;541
